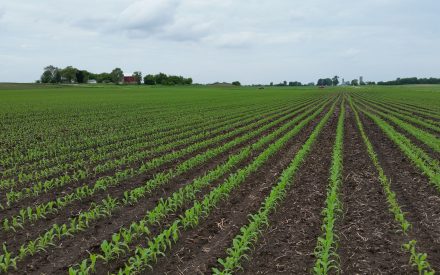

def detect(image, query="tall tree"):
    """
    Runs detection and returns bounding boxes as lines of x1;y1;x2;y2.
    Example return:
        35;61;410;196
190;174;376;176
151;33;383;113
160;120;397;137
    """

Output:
110;68;124;84
61;66;78;83
332;75;339;86
41;70;53;83
143;74;155;85
324;78;333;86
351;79;359;86
76;70;89;83
132;71;142;85
40;65;61;83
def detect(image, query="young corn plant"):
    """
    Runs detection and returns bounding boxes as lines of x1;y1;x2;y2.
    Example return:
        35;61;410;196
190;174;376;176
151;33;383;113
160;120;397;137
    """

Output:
357;105;440;190
313;99;345;275
114;98;338;275
349;96;435;274
403;240;435;275
213;99;337;274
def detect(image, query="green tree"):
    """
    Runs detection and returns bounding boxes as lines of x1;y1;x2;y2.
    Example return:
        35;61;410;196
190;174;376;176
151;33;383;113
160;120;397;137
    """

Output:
323;78;332;86
232;81;241;86
351;79;359;86
143;74;155;85
332;75;339;86
154;73;168;85
61;66;78;83
110;68;124;84
40;65;61;83
132;71;142;85
52;69;61;83
41;70;53;83
76;70;89;83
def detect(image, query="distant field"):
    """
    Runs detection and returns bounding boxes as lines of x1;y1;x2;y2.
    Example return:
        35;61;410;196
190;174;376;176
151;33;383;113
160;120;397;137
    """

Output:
0;84;439;274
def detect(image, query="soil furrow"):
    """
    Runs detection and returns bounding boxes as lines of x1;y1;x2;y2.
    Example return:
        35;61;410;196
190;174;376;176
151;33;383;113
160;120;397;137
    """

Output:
10;103;321;274
237;105;339;275
140;104;337;275
337;104;411;274
359;108;440;271
0;104;294;212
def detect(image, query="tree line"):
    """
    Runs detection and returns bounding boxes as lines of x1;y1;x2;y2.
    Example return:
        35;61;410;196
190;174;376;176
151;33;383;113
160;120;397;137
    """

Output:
377;77;440;85
38;66;192;85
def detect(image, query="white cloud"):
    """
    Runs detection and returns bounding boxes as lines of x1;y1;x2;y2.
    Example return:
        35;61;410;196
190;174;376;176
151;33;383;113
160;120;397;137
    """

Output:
117;0;179;34
0;0;439;83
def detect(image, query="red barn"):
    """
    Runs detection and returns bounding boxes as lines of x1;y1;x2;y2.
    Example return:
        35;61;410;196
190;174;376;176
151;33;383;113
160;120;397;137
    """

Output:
123;76;137;84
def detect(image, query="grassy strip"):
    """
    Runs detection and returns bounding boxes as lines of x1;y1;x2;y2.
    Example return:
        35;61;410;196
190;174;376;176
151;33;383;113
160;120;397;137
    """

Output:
111;100;338;275
348;96;435;275
312;98;345;275
354;101;440;190
211;97;337;274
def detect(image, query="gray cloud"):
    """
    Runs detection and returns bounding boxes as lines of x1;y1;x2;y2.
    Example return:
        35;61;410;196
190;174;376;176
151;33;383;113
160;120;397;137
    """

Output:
0;0;439;83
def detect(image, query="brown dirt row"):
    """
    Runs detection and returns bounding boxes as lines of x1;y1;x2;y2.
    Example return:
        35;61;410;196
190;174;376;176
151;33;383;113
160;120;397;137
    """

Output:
336;104;411;274
1;101;295;186
359;108;440;271
1;104;306;254
358;98;440;138
138;103;339;275
2;103;277;172
356;100;440;160
10;101;328;274
0;102;298;209
96;101;336;274
235;103;339;275
352;94;440;123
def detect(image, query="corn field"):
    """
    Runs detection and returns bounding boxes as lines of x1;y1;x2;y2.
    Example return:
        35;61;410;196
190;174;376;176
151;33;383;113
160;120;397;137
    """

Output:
0;84;439;274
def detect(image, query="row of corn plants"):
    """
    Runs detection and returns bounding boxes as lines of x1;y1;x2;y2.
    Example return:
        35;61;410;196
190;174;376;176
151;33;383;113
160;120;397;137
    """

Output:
67;97;334;275
354;103;440;190
0;102;221;168
211;97;338;274
0;99;301;184
356;93;440;122
0;101;330;274
352;93;440;133
312;98;345;275
2;99;307;203
0;98;323;232
1;98;272;168
108;99;337;275
355;99;440;153
358;93;440;121
348;96;435;274
1;99;297;174
0;102;271;184
0;98;333;273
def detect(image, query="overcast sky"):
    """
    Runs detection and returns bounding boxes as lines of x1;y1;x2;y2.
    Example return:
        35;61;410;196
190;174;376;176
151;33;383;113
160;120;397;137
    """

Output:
0;0;439;84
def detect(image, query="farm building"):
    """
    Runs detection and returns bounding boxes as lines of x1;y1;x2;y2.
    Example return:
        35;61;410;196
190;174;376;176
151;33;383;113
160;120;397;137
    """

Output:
123;76;137;84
